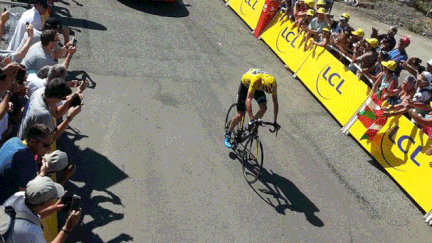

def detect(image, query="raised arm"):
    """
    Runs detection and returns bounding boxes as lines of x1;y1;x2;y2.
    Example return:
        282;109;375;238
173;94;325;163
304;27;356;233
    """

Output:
14;24;34;61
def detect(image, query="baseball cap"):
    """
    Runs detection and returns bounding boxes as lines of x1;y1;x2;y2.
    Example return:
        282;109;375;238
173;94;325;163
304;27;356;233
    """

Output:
43;150;68;173
401;36;410;45
427;59;432;66
304;0;315;8
26;176;65;205
317;7;326;14
366;38;378;48
422;71;432;83
317;0;325;5
341;12;350;20
351;28;365;38
381;60;397;71
307;9;315;16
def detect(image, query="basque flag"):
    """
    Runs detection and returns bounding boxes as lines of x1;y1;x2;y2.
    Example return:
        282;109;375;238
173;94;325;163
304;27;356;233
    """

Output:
357;89;388;141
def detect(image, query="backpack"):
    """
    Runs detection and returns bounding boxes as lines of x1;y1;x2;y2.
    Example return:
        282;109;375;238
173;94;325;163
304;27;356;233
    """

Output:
0;206;16;243
0;203;40;243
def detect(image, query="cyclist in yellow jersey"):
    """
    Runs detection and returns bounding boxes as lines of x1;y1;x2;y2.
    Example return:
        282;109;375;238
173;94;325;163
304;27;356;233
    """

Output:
225;68;280;148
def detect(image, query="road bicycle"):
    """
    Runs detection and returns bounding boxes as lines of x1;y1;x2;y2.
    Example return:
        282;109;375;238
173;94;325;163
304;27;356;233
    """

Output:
224;103;280;184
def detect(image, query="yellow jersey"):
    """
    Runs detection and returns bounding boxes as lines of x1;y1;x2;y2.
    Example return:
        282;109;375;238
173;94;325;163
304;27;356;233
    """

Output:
241;68;276;94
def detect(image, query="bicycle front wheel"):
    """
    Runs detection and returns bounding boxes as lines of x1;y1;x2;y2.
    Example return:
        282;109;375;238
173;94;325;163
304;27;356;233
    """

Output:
242;137;264;184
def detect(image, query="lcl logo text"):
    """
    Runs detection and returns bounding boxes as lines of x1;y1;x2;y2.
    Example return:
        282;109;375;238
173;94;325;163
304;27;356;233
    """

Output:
386;125;422;167
243;0;258;10
320;66;344;95
276;28;300;52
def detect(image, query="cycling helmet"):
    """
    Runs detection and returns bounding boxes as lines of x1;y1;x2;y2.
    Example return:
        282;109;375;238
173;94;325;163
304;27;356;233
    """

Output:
262;75;277;94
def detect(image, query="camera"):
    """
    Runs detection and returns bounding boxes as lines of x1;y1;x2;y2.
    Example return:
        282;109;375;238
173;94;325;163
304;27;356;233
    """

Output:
72;38;77;47
16;68;26;85
69;94;81;107
414;58;422;67
62;194;81;212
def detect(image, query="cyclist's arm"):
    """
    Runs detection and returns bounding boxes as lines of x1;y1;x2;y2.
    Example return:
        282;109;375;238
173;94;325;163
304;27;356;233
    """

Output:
246;89;255;120
272;92;279;123
246;80;260;120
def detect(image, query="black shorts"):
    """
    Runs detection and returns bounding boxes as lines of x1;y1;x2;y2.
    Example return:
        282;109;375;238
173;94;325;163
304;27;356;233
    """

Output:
236;82;267;112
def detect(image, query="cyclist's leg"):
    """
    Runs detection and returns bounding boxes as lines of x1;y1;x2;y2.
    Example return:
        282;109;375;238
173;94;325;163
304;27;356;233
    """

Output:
228;111;245;133
254;90;267;119
225;83;247;148
228;82;248;133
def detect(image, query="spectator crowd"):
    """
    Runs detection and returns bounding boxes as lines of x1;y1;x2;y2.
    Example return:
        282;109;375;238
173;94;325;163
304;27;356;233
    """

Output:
0;0;86;242
278;0;432;151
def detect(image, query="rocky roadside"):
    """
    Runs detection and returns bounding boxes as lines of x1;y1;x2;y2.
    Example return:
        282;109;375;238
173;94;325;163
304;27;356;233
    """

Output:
332;0;432;38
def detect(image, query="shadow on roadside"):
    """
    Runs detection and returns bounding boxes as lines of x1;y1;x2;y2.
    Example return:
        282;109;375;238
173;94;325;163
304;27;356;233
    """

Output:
118;0;190;17
57;127;132;242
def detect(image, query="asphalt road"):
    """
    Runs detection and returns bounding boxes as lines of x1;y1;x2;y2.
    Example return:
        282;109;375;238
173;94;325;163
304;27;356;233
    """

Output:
51;0;432;242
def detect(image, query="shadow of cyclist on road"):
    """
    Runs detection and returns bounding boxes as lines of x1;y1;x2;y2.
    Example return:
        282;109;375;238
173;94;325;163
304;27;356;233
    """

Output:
252;168;324;227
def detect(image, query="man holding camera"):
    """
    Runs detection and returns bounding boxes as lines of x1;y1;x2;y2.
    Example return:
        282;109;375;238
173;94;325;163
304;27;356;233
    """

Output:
2;176;81;243
18;78;82;142
21;29;76;73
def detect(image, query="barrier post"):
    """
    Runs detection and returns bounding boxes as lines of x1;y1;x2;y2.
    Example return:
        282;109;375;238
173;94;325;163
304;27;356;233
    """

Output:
253;0;279;38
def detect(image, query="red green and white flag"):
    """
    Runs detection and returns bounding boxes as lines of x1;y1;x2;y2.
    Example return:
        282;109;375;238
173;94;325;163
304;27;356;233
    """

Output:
357;89;388;141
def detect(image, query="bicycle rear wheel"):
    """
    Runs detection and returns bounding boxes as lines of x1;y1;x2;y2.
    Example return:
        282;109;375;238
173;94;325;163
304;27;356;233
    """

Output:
225;103;240;137
242;137;264;184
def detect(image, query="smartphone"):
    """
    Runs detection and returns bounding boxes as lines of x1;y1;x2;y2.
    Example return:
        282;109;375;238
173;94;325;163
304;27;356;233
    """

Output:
72;38;77;47
62;195;81;212
70;195;81;211
70;95;81;107
3;7;7;12
16;69;26;85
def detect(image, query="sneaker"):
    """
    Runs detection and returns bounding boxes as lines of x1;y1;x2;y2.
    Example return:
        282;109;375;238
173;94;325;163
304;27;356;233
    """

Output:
224;133;232;148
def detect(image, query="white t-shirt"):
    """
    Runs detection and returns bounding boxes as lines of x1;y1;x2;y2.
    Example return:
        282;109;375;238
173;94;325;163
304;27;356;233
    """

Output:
21;42;57;73
2;192;46;243
7;7;43;52
308;17;328;32
413;86;432;104
26;73;47;99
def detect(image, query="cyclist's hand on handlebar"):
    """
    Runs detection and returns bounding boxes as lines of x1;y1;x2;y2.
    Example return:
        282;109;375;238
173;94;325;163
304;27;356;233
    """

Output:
248;118;261;126
273;122;281;130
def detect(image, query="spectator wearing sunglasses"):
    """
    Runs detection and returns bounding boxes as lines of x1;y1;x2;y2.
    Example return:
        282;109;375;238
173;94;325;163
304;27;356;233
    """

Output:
18;78;82;142
21;29;77;73
0;123;53;204
7;0;50;52
15;17;72;60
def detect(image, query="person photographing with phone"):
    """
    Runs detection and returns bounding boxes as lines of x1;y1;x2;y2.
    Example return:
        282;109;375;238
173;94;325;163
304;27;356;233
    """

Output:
21;29;77;73
1;176;82;243
18;78;82;142
14;17;73;61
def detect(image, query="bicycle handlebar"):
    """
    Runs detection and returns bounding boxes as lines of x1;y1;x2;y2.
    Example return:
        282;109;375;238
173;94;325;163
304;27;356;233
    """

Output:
248;119;281;137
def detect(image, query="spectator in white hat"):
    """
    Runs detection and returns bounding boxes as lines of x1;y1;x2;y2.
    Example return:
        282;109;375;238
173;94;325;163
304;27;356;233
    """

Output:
402;58;432;87
2;176;81;243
